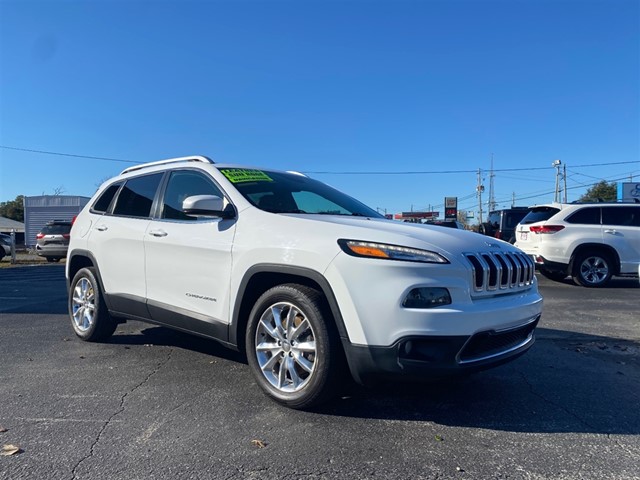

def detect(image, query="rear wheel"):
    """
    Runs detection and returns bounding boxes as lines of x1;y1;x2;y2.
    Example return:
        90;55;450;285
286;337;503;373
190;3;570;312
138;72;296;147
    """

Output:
539;268;567;282
572;251;614;287
246;284;342;409
69;267;117;341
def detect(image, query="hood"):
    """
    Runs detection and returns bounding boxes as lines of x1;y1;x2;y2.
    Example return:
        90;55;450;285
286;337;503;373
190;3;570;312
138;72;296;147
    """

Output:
281;214;517;259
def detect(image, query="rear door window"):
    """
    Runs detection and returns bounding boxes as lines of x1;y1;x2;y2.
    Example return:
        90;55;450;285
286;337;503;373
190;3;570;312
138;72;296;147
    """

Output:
112;173;163;218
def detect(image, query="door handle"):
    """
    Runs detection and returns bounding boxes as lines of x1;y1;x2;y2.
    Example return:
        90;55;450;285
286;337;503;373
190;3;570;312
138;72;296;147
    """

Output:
95;224;108;232
604;229;618;235
149;229;168;237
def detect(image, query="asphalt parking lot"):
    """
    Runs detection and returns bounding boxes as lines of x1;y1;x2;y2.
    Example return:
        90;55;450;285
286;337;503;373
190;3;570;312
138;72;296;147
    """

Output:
0;265;638;479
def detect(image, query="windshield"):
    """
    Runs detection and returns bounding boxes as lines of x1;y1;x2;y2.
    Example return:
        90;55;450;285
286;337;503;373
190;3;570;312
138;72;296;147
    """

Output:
520;207;560;225
219;168;383;218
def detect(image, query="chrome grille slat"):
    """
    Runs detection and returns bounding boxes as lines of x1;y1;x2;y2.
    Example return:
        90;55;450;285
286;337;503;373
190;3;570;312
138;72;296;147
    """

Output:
464;251;534;295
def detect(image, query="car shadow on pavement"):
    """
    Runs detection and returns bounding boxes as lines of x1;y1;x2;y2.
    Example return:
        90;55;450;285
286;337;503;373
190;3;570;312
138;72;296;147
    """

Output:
107;324;247;364
104;324;639;436
317;327;640;435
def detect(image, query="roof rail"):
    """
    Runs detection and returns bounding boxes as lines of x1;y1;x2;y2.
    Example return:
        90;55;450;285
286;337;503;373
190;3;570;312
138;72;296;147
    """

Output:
120;155;214;175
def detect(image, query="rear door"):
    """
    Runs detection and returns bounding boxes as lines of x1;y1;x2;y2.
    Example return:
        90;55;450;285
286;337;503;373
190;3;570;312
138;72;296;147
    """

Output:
602;206;640;274
87;173;163;315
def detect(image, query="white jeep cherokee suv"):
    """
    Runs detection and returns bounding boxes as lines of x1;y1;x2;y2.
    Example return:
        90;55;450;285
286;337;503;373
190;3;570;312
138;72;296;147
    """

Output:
66;156;543;408
515;202;640;287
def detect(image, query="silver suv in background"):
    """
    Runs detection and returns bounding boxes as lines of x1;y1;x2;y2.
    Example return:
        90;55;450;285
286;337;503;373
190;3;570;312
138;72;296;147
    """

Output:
36;220;72;262
515;202;640;287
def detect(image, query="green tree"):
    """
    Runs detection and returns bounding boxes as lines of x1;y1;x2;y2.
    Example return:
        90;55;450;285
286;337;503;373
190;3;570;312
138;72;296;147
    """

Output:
578;181;617;202
0;195;24;222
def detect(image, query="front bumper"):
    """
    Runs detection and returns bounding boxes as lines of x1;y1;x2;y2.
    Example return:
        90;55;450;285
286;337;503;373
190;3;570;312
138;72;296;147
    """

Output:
342;315;540;385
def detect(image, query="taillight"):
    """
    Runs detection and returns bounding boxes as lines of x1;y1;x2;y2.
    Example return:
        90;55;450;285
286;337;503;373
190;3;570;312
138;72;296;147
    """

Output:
494;231;502;239
529;225;565;234
71;215;77;225
63;234;71;239
36;233;44;239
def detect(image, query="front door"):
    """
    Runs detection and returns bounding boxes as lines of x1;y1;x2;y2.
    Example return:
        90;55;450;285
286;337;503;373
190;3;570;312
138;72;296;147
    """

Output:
144;169;236;339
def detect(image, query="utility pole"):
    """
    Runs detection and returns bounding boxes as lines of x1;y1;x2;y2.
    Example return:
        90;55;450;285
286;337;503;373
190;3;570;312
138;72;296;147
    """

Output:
553;159;562;202
477;169;485;225
488;153;496;213
512;192;516;208
563;164;568;203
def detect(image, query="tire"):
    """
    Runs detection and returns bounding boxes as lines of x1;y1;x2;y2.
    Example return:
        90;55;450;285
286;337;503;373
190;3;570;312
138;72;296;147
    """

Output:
245;284;342;409
572;251;614;288
68;267;117;341
539;268;567;282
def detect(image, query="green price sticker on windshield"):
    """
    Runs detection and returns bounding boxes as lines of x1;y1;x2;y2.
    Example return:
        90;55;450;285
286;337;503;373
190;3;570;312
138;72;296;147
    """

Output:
221;169;273;183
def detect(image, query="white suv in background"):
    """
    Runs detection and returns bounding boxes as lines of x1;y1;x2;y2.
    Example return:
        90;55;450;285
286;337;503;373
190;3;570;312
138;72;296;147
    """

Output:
515;202;640;287
67;156;543;408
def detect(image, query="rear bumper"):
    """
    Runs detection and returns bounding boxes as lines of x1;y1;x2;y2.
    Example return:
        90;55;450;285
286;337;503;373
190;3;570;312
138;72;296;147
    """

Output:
530;254;568;273
36;245;68;258
342;315;540;385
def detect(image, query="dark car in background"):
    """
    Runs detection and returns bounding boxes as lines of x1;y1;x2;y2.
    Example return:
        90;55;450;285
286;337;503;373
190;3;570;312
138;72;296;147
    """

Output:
480;207;530;243
0;233;11;260
35;220;72;262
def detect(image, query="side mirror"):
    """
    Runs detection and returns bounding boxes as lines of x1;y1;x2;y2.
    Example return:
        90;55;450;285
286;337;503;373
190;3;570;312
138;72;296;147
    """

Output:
182;195;235;219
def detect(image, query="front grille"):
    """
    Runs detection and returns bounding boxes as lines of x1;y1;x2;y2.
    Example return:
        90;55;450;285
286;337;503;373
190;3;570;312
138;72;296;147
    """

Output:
458;316;539;364
464;251;535;293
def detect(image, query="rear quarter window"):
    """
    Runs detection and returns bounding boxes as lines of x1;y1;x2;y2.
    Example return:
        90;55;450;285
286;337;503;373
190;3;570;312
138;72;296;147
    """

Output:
92;183;121;213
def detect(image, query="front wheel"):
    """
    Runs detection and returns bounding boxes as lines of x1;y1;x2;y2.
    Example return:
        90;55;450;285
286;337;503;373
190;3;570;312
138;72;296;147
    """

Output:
69;267;117;341
572;251;614;287
246;284;342;409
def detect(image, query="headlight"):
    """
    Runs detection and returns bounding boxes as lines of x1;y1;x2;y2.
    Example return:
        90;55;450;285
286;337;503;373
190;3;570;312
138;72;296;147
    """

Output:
338;239;449;264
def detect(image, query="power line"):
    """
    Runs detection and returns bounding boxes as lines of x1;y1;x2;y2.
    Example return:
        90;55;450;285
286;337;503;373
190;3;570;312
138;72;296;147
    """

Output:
1;144;637;173
0;145;137;164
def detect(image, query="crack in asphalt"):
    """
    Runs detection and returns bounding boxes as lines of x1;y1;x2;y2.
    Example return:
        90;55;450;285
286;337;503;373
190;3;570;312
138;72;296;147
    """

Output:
69;348;174;480
518;371;599;433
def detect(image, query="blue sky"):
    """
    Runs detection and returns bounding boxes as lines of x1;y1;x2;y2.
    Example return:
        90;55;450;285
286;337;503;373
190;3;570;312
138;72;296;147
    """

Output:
1;0;638;219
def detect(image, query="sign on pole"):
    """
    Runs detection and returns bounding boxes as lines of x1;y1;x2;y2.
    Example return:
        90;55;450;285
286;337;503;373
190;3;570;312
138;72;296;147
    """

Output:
444;197;458;220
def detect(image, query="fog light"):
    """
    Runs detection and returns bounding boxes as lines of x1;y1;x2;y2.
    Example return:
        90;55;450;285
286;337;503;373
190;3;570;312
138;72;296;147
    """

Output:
402;288;451;308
